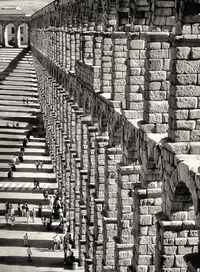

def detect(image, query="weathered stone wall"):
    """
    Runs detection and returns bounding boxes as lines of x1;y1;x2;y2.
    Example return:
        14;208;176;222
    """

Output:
30;0;200;271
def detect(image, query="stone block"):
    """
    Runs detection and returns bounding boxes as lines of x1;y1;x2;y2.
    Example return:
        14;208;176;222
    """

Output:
149;49;168;59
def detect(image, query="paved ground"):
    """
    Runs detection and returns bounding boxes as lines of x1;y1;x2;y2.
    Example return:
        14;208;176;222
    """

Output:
0;48;83;272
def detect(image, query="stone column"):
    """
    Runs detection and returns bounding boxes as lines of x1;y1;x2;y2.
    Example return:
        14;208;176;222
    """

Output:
102;147;122;271
100;33;113;97
111;32;127;107
126;33;145;118
115;165;141;272
169;36;200;146
141;32;170;133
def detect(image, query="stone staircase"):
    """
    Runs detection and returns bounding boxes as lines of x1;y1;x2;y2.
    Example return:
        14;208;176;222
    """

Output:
0;48;81;272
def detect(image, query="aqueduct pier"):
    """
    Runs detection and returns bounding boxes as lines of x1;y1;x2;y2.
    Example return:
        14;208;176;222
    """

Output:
24;0;200;271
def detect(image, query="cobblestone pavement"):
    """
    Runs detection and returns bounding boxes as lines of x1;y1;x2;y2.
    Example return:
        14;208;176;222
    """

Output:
0;48;82;272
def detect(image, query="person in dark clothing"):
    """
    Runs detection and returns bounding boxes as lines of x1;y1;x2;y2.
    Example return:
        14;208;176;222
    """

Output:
23;138;27;148
38;203;42;217
18;154;23;162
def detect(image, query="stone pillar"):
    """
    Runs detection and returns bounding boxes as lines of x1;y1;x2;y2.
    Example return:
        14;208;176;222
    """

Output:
102;147;122;271
115;165;141;272
126;33;145;118
93;136;108;272
141;32;170;133
169;36;200;145
155;213;198;271
82;32;94;65
101;33;113;97
111;32;127;107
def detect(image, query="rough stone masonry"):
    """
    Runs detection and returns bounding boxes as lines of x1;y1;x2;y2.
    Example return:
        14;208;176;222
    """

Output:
29;0;200;271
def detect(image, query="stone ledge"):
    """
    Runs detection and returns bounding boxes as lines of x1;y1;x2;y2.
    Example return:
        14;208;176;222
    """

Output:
103;217;118;223
156;212;196;231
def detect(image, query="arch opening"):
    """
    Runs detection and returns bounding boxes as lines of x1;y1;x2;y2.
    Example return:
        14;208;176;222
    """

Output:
4;23;16;47
17;23;29;48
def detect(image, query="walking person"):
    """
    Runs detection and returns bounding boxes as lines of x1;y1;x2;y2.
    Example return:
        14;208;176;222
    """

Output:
18;203;21;216
36;179;40;189
38;203;42;217
23;98;25;105
5;212;9;225
23;137;28;148
24;233;28;246
27;246;32;262
32;209;36;223
39;161;44;169
35;160;39;171
27;210;30;224
10;214;15;227
26;98;29;105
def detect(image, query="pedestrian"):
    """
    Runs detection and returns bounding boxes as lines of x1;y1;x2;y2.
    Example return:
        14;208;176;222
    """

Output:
41;216;47;231
53;233;59;251
15;157;20;165
20;147;25;153
5;212;9;225
23;98;25;105
26;98;29;105
60;236;64;251
32;209;36;223
22;204;26;217
35;160;39;170
27;246;32;262
18;203;21;216
8;169;13;179
33;178;37;189
16;121;19;128
10;214;15;227
39;161;44;169
25;203;29;214
27;134;30;141
23;138;27;148
24;233;28;246
12;122;16;128
27;210;30;224
36;179;40;189
5;202;9;212
38;203;42;217
18;154;23;162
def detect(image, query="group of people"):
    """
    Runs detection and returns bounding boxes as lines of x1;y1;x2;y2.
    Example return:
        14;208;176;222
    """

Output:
22;98;29;105
53;231;76;265
7;128;33;179
5;202;15;227
6;121;19;128
35;160;44;170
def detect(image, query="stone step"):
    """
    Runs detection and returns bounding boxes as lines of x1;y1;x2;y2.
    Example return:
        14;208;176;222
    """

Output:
0;95;38;101
0;77;37;82
0;163;53;170
0;102;40;109
0;135;45;141
0;148;47;155
0;181;56;190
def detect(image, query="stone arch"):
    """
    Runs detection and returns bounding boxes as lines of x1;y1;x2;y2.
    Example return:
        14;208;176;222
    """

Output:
108;111;122;147
165;162;199;221
97;102;109;135
4;23;16;47
83;94;91;116
17;23;29;48
122;122;140;165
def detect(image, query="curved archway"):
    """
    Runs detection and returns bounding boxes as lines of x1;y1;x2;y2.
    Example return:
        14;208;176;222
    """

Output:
17;23;29;48
4;23;16;47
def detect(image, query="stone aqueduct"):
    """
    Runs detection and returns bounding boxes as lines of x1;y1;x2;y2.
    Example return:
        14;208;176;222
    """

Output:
28;0;200;271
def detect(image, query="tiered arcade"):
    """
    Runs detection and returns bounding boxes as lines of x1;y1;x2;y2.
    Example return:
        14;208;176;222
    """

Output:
30;0;200;271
